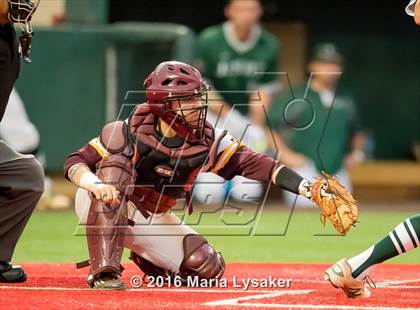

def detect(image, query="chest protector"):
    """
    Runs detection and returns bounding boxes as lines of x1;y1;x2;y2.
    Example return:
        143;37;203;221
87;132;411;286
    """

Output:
127;104;226;216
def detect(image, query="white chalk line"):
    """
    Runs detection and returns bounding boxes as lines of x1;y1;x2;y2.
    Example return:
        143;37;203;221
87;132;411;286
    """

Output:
203;288;419;309
1;284;419;309
0;286;296;293
204;290;313;306
293;278;420;285
376;278;420;287
293;278;420;289
204;303;420;310
0;281;419;292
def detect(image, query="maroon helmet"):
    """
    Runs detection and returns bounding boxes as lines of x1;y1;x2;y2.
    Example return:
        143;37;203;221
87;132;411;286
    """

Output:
143;61;209;142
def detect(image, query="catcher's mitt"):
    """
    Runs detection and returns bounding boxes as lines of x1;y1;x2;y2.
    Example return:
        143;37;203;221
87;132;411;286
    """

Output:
311;172;358;235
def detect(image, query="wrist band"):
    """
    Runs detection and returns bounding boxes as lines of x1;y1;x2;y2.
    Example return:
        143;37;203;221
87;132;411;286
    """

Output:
79;172;102;190
273;166;305;195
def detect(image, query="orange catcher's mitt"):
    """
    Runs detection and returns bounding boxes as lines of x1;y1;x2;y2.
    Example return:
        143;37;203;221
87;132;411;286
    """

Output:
311;172;358;235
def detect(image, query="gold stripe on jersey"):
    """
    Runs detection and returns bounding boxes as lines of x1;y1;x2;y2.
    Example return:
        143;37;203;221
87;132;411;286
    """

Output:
211;139;243;173
88;137;111;158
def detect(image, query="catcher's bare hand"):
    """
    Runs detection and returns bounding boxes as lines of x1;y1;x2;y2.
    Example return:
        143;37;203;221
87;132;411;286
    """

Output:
90;183;120;207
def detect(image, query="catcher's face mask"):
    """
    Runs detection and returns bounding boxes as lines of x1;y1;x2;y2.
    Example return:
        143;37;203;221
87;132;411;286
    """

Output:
164;93;208;142
7;0;40;63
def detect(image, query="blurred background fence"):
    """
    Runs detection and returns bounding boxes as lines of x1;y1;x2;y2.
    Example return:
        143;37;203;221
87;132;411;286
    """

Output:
16;22;195;171
12;0;420;201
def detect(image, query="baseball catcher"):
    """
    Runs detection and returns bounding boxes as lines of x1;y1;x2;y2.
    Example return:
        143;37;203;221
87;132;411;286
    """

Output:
64;61;358;289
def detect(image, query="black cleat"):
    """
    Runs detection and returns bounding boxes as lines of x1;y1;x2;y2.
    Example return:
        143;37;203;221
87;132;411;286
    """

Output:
90;272;126;290
0;261;27;283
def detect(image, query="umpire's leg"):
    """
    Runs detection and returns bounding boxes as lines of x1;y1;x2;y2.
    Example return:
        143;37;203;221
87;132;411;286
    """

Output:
0;16;44;283
0;140;44;262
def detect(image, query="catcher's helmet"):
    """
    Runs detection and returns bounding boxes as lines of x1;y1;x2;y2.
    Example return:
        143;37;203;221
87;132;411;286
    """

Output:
144;61;209;142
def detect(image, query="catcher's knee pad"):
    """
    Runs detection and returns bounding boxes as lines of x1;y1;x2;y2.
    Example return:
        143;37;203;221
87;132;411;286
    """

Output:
179;234;225;280
129;251;173;278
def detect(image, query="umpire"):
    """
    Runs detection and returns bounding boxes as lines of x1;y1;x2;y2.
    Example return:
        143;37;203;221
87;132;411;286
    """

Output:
0;0;44;282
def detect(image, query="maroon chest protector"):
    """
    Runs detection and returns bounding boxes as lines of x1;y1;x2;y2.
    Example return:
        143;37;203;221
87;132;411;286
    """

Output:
127;104;226;216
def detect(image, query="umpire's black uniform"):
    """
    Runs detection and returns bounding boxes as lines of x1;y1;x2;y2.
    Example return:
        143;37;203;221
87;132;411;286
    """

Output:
0;22;44;281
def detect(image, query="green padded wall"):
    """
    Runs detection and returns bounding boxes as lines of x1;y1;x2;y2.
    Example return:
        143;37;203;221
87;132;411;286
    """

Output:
65;0;109;24
308;33;420;159
16;26;108;171
14;23;195;171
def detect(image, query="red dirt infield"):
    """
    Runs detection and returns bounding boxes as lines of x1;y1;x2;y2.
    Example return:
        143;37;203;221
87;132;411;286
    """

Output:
0;263;419;309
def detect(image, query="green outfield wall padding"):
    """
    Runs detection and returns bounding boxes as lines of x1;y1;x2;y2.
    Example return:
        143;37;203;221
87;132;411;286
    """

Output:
308;33;420;160
15;23;195;171
65;0;109;25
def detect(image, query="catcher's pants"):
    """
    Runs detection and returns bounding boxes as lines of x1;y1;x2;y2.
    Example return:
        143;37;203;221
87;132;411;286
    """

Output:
75;188;199;273
0;140;44;261
283;161;352;208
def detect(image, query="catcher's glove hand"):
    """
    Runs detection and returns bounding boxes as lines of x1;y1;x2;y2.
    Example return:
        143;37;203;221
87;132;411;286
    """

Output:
311;172;358;235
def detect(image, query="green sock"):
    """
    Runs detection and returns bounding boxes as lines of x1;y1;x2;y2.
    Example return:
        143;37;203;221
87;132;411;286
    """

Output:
348;214;420;279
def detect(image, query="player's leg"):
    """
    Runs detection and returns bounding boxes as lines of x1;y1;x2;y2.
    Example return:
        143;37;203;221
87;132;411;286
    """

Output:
75;189;224;285
125;204;225;282
348;213;419;278
0;140;44;282
325;214;420;298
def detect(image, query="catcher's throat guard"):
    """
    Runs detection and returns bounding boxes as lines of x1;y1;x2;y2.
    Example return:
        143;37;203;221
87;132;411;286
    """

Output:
7;0;40;63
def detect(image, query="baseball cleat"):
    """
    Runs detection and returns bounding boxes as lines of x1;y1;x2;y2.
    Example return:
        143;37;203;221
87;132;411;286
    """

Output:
91;272;126;290
324;258;371;298
0;261;27;283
